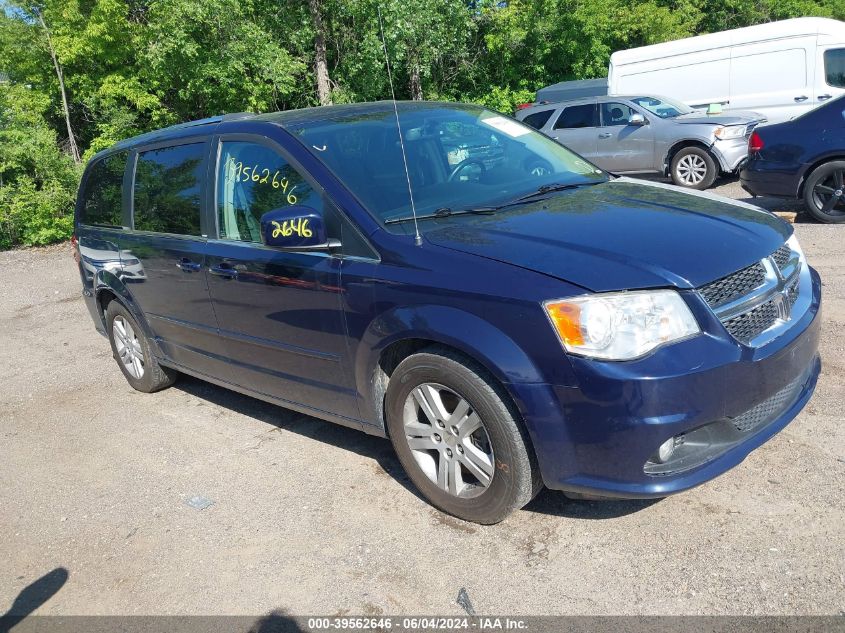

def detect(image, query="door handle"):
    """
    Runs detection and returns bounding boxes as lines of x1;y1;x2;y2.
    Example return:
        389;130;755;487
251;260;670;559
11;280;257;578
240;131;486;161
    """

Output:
209;263;239;279
598;132;613;139
176;258;201;272
818;94;832;101
794;95;808;102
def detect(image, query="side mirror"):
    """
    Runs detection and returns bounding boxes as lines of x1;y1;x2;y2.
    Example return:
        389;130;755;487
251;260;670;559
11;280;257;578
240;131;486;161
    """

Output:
260;206;339;252
628;113;647;126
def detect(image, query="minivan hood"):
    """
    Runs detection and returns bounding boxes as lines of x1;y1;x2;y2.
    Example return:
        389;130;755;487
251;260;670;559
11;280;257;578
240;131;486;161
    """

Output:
425;178;790;292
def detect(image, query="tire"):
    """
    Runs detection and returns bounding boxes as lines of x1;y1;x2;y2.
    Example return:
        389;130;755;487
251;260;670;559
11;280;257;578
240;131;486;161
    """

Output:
105;301;177;393
670;146;718;190
802;160;845;224
385;347;541;524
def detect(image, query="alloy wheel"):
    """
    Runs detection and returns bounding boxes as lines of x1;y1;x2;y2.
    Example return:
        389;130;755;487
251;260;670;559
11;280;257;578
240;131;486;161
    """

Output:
402;383;495;498
676;154;708;186
112;315;145;379
811;169;845;218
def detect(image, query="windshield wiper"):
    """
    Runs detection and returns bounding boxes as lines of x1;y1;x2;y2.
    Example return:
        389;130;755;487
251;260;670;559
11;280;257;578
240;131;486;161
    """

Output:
384;206;497;225
513;181;597;202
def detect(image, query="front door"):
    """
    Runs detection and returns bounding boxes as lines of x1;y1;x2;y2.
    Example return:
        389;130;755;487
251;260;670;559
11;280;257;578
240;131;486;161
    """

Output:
596;101;656;172
204;137;359;421
120;139;225;377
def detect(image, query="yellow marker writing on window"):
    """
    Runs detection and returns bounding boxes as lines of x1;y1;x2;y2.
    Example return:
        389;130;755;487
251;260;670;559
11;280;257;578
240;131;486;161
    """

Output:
271;218;312;239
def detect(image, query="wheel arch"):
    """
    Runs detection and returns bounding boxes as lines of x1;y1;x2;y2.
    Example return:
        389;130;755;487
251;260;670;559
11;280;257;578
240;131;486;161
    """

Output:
355;305;547;435
664;139;715;175
94;271;159;353
797;155;845;197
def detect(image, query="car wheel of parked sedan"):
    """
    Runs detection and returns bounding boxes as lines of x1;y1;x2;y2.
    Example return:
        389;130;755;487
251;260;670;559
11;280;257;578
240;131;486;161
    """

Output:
385;347;542;524
670;147;717;190
803;161;845;224
105;301;177;393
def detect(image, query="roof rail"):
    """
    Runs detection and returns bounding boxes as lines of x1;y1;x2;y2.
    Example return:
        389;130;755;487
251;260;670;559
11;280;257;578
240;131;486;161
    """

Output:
112;112;255;150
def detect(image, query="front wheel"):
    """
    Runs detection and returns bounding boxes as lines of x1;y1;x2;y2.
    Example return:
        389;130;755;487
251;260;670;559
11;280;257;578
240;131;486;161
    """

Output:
670;147;717;190
803;160;845;224
385;347;541;524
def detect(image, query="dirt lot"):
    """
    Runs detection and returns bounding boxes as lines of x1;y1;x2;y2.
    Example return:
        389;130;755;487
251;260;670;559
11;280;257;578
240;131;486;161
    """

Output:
1;181;843;617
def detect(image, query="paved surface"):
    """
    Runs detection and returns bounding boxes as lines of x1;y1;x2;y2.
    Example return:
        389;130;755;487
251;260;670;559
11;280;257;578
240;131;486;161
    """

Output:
1;179;843;616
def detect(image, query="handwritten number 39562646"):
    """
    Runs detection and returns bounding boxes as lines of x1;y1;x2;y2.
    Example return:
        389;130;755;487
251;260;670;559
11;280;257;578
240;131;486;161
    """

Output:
224;157;298;205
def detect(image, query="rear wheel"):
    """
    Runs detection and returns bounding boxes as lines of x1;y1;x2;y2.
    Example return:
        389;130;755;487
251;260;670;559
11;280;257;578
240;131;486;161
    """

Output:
385;347;541;524
803;161;845;224
105;301;176;393
670;146;717;190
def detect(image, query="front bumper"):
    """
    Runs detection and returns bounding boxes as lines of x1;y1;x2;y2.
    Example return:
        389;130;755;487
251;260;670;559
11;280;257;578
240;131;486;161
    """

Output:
711;137;750;172
509;266;822;498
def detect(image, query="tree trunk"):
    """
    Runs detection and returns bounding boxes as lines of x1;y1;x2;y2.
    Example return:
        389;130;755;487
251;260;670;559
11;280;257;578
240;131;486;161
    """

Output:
308;0;332;106
34;8;80;163
409;61;422;101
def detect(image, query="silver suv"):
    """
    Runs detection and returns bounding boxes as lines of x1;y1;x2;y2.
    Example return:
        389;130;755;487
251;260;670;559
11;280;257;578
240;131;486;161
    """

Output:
516;95;761;189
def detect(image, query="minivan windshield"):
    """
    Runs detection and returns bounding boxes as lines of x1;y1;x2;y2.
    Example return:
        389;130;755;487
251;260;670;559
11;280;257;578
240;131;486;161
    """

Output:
288;103;607;231
630;96;694;119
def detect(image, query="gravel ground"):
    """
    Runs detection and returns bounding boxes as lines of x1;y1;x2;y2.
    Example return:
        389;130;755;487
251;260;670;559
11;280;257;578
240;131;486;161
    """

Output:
1;180;843;617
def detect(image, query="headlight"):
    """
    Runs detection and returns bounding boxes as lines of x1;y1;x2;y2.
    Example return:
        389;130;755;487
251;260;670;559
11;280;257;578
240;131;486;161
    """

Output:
713;125;746;140
543;290;700;361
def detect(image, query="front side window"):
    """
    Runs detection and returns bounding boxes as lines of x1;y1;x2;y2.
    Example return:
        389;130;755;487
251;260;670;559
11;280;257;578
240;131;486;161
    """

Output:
217;141;323;242
79;151;128;227
825;49;845;88
601;102;635;126
522;109;554;130
133;143;205;236
554;104;598;129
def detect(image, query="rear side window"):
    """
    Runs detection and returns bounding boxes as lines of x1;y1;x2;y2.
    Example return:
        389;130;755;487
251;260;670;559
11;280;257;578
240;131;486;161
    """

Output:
554;104;598;129
133;143;205;236
79;151;128;227
217;141;322;242
522;109;554;130
825;49;845;88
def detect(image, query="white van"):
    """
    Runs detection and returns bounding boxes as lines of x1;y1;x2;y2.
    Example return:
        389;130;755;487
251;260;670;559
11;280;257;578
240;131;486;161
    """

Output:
608;17;845;124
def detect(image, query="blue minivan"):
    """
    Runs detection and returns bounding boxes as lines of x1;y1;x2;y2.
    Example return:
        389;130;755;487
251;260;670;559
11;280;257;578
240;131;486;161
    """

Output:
74;102;821;524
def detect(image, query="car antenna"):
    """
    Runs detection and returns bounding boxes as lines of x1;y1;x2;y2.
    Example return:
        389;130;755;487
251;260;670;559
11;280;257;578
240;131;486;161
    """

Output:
378;6;422;247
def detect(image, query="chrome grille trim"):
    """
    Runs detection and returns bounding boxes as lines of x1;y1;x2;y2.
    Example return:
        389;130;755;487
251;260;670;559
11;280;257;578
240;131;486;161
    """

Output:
698;244;806;346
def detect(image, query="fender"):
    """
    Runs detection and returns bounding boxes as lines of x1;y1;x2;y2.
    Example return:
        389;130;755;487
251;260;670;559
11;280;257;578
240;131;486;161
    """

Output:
354;304;547;429
94;270;164;358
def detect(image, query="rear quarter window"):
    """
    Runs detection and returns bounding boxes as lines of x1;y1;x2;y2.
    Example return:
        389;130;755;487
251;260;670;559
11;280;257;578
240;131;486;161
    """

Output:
78;151;128;227
522;109;554;130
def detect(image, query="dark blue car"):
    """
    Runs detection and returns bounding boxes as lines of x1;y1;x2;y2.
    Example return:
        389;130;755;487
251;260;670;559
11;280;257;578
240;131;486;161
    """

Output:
74;102;821;524
740;94;845;223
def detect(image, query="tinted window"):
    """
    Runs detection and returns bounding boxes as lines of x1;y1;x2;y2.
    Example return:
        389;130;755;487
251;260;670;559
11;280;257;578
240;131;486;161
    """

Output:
601;102;635;126
554;104;598;129
79;151;128;227
133;143;205;235
217;141;323;242
825;49;845;88
522;110;554;129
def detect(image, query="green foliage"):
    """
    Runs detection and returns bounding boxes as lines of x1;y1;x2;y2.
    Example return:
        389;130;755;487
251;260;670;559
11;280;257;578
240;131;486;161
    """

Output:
0;84;80;248
0;0;840;249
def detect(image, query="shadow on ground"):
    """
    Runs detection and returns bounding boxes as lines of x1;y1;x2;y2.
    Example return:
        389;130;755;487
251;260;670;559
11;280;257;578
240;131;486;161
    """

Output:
0;567;68;632
175;376;657;522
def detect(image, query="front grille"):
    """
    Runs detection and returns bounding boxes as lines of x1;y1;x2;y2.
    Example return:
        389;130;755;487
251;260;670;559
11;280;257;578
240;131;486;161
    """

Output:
729;374;805;433
722;299;780;344
699;262;766;308
698;243;802;346
745;122;758;138
771;244;791;270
